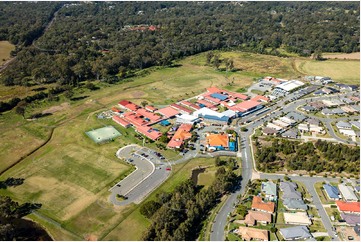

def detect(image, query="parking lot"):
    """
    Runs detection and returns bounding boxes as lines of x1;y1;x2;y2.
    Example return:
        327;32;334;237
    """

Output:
109;145;171;205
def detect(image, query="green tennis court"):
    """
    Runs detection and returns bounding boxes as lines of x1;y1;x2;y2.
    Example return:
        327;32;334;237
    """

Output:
86;126;121;144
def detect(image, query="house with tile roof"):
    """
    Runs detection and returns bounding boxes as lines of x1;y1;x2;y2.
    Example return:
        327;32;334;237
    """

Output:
341;212;360;226
251;196;275;213
206;133;229;151
244;210;272;226
237;227;269;241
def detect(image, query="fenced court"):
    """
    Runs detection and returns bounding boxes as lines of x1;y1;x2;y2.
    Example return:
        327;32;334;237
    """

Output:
86;126;121;144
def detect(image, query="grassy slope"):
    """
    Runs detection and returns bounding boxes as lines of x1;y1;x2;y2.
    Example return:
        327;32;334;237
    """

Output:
0;51;358;240
0;40;15;65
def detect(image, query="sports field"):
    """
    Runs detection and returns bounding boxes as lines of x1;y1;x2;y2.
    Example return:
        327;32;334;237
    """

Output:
0;40;15;65
86;126;121;144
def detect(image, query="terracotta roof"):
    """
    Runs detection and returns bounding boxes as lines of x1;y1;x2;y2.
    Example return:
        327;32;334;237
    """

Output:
250;95;269;103
244;210;272;226
237;227;268;241
170;103;193;114
181;101;201;110
230;92;248;100
206;86;222;93
230;100;261;112
112;116;131;127
167;123;193;148
123;112;147;126
136;108;162;122
206;133;228;147
145;105;157;112
135;125;162;140
157;106;180;118
118;100;140;111
336;201;360;213
204;94;222;104
251;196;275;213
197;99;216;108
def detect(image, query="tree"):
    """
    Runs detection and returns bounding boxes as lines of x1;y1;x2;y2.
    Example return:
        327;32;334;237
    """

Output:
64;90;74;99
312;49;323;60
85;82;98;90
140;200;162;218
141;100;148;107
213;53;221;70
15;106;25;119
206;51;214;65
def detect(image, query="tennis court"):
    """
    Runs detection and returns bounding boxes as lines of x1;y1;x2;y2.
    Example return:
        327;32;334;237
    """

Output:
86;126;121;144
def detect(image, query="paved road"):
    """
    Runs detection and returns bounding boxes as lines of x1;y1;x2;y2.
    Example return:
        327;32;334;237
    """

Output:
109;145;171;205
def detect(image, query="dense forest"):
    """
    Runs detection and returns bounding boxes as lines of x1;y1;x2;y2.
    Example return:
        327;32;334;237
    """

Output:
141;166;239;240
0;1;359;109
255;138;360;175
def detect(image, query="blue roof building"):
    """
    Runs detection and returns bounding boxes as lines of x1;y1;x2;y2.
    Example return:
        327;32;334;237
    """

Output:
323;184;340;200
210;93;228;101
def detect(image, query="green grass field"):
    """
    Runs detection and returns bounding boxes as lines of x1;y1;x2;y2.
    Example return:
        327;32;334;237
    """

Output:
0;40;15;65
295;58;360;84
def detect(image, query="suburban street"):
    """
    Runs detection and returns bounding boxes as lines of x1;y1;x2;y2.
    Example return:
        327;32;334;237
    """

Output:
209;89;359;241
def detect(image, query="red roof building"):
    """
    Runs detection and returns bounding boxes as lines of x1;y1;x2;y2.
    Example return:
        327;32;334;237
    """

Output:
251;196;275;214
135;125;162;141
204;94;222;104
197;99;216;108
250;95;269;103
118;100;140;111
123;112;147;126
113;116;131;128
181;101;201;110
230;100;261;112
336;201;360;213
230;92;248;100
167;123;193;149
145;105;158;112
136;108;162;123
206;87;222;93
157;106;180;118
170;103;193;114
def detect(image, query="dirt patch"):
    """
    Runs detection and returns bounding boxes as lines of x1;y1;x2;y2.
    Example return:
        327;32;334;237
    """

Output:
191;167;206;184
323;52;360;60
131;91;146;98
42;102;70;114
85;234;98;241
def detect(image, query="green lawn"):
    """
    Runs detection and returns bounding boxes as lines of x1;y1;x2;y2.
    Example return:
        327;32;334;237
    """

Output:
314;182;336;205
0;40;15;65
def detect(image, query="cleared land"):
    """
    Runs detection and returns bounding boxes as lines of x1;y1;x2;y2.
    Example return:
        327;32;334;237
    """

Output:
295;58;360;84
0;40;15;65
323;52;360;60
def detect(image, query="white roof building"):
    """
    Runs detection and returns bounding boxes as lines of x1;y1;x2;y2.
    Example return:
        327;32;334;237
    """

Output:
298;123;309;132
193;107;222;118
176;114;200;124
273;119;290;128
276;80;305;92
280;117;296;125
339;184;359;202
267;122;283;131
309;124;324;133
284;212;311;225
339;129;356;137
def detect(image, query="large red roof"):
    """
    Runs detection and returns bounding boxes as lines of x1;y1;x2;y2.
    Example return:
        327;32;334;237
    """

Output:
197;99;215;108
112;116;131;127
135;125;162;140
170;103;193;114
181;101;201;110
136;108;162;122
167;123;193;148
118;100;140;111
157;106;180;118
230;100;261;112
250;95;269;103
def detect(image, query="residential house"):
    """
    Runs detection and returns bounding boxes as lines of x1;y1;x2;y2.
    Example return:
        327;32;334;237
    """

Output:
266;122;283;131
302;105;317;112
262;127;279;136
336;121;352;130
251;196;275;214
285;112;306;122
350;120;360;129
281;129;298;139
167;123;193;149
261;181;277;201
283;212;312;225
244;210;272;226
323;184;340;200
280;182;302;200
206;133;229;151
340;213;360;226
237;227;269;241
339;184;359;202
332;108;345;115
283;198;308;211
279;226;312;241
335;201;360;214
339;129;357;137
